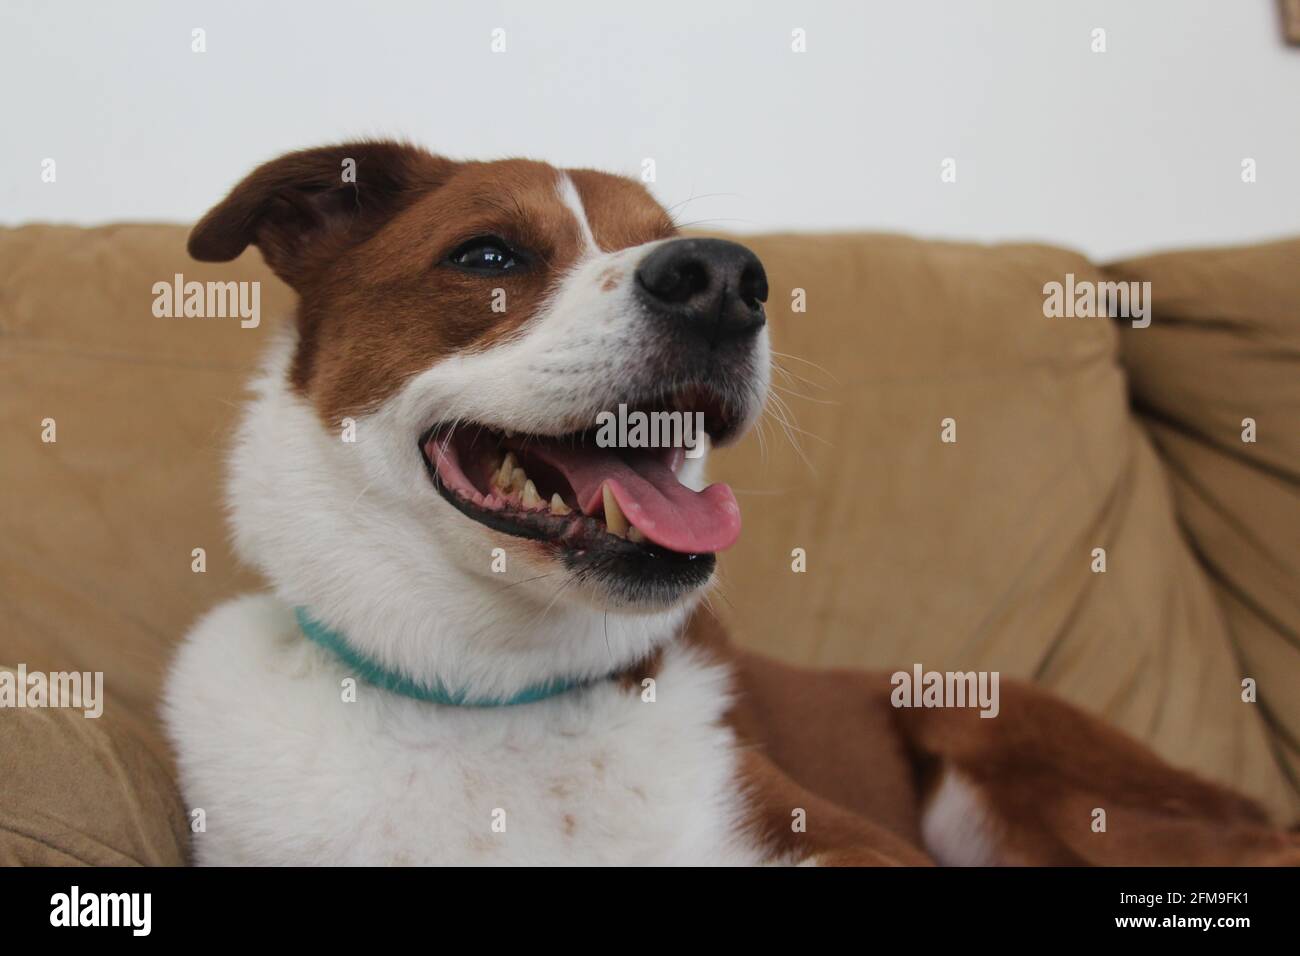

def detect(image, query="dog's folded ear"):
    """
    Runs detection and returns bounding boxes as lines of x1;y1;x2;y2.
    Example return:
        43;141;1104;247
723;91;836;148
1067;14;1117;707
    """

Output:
188;140;454;288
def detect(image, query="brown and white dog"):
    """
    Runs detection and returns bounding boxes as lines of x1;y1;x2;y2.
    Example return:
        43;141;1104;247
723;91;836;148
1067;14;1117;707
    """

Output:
164;141;1297;866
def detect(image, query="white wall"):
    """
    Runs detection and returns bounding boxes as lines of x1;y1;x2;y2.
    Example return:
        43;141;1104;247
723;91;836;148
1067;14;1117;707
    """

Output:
2;0;1296;260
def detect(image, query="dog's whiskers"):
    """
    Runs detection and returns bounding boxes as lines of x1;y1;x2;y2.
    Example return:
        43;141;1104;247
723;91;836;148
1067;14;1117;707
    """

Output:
496;572;557;593
769;360;831;394
537;574;580;627
349;478;377;507
769;348;839;383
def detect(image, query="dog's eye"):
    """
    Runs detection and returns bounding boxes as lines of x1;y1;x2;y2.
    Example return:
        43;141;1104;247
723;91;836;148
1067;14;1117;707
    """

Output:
447;237;519;273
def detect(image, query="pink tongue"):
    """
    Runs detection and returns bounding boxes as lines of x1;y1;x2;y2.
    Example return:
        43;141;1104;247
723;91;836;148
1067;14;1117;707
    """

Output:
526;444;741;554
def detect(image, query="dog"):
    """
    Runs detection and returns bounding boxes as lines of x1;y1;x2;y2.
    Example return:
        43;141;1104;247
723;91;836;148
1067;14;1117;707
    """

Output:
164;141;1298;865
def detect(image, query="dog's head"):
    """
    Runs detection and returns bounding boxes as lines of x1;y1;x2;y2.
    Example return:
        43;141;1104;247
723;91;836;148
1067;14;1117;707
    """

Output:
194;141;768;690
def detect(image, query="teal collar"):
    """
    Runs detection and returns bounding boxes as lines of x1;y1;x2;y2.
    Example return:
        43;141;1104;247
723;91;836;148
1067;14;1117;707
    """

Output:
294;607;595;707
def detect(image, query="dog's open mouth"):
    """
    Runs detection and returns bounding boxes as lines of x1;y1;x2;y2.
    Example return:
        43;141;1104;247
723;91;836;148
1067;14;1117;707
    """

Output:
420;395;743;560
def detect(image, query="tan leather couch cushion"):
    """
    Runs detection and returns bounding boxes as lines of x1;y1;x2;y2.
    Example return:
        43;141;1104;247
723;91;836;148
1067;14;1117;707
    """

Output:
0;668;187;865
1;225;1296;866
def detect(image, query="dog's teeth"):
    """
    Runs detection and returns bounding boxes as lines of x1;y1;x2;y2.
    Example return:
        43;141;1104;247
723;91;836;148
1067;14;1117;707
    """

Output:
521;479;542;508
627;526;646;544
602;484;628;537
508;467;528;494
494;452;517;489
549;493;571;516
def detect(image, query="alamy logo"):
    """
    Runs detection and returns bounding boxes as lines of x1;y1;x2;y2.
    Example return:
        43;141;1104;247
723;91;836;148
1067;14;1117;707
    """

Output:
1042;273;1151;328
50;886;151;936
595;403;707;458
152;273;261;328
0;665;103;718
890;664;1000;718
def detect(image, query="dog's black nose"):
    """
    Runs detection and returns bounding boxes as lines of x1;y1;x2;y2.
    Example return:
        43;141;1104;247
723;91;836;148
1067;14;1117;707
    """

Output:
634;238;767;345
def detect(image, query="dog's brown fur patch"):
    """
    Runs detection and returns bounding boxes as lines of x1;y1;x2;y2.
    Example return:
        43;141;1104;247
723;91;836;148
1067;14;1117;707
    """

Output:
680;606;1300;866
567;169;676;252
189;142;676;425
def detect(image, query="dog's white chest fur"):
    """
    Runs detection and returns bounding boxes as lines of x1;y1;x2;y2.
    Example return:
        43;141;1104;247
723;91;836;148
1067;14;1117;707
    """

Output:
165;594;763;865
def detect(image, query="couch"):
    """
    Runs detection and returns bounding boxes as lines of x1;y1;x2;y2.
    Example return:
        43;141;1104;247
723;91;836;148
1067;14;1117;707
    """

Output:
2;224;1297;865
